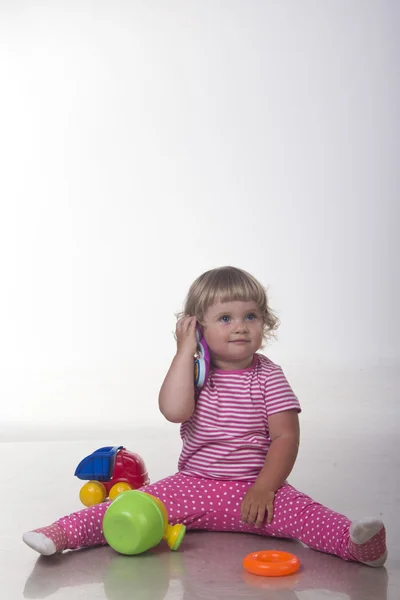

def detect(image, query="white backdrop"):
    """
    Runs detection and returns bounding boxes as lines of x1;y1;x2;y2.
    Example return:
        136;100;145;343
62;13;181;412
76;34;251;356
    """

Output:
0;1;399;434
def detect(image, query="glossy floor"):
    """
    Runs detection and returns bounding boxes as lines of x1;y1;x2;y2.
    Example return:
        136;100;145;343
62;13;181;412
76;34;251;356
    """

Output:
2;370;399;599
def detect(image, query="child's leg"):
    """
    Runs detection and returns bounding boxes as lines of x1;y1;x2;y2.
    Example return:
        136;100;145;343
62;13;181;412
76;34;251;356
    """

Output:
23;473;212;555
217;481;387;567
23;501;111;555
262;483;353;557
270;484;386;566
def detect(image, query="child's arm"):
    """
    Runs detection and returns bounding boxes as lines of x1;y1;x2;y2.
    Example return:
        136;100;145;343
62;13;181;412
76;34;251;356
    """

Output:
241;410;300;527
158;316;197;423
256;409;300;490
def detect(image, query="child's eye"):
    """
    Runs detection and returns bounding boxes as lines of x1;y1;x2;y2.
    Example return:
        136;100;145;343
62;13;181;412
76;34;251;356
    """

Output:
246;313;257;320
219;315;231;323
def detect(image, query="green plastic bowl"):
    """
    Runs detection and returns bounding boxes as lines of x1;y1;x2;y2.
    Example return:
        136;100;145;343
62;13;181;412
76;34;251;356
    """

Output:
103;490;165;555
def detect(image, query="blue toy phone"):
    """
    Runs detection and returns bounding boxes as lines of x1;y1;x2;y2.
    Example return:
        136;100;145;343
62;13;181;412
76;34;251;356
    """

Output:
194;325;210;388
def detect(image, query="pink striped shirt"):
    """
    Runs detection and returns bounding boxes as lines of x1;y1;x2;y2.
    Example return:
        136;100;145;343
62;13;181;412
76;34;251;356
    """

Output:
178;353;301;481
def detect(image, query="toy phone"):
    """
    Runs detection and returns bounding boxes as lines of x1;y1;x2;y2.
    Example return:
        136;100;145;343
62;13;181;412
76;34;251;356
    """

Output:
194;324;210;388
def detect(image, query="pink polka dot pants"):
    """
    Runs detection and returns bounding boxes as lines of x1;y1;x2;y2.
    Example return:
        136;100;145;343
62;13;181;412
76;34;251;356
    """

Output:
56;473;353;561
57;501;109;550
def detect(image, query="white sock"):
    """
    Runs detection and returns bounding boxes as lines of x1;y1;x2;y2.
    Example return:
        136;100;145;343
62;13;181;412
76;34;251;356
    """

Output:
23;532;57;556
349;518;387;567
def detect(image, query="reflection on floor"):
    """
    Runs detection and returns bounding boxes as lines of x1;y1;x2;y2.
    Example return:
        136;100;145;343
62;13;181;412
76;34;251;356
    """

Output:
22;532;392;600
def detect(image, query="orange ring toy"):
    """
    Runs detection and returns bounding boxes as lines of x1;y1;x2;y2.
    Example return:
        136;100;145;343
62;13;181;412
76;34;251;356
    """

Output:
243;550;300;577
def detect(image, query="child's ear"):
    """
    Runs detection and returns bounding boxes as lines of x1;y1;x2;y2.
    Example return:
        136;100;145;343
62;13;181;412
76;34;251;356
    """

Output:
195;321;206;338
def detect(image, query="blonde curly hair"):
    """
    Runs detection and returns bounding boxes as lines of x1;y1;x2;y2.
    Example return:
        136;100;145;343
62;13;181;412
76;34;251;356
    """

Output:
180;266;280;344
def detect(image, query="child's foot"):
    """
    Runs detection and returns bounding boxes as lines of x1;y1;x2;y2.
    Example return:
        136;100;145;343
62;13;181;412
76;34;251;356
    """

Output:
23;524;67;555
348;518;387;567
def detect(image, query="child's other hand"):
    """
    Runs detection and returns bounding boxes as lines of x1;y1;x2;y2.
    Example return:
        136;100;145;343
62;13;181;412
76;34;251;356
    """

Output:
240;484;275;528
176;316;198;356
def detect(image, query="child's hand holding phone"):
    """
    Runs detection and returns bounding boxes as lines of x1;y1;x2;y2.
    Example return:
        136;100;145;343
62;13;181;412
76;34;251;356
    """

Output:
175;317;210;388
175;316;198;356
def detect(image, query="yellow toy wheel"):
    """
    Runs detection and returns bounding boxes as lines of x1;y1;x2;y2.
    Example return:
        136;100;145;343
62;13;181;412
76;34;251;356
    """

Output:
79;481;107;507
109;481;132;501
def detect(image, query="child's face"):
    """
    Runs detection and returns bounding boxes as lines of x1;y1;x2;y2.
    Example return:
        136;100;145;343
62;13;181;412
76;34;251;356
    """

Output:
202;300;264;368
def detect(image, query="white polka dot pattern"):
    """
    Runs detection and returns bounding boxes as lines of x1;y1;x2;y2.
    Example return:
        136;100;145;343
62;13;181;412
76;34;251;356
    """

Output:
32;524;68;552
348;525;387;564
26;473;385;565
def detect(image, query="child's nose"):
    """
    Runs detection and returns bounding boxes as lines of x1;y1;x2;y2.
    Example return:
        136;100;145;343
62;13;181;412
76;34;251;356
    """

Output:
235;321;249;332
